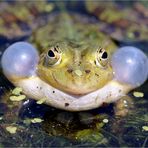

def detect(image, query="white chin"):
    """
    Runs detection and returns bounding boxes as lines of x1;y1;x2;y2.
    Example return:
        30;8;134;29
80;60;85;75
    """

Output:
14;76;132;111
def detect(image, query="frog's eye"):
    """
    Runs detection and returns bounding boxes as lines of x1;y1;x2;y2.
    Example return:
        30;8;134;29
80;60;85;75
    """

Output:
48;50;55;57
96;48;108;68
44;46;62;66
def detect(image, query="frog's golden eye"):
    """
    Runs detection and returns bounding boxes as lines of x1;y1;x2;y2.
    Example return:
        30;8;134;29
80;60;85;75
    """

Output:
96;48;108;68
44;46;62;66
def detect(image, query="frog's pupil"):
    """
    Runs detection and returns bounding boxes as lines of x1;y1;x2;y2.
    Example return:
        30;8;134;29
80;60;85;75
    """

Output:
102;52;108;59
48;50;55;57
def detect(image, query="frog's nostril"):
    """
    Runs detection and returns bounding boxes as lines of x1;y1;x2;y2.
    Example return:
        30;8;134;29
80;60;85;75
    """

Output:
67;69;73;73
85;70;91;74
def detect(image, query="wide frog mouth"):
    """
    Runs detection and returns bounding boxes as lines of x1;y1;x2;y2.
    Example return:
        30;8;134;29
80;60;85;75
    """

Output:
37;70;112;96
52;73;98;95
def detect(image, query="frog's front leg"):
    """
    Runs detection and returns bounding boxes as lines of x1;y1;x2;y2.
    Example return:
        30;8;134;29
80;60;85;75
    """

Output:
114;96;134;117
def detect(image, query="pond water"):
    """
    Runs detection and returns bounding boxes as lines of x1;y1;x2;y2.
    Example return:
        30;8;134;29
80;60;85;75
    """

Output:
0;1;147;147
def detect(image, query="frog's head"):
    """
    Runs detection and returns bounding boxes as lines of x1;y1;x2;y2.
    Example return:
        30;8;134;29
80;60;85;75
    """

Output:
37;43;114;95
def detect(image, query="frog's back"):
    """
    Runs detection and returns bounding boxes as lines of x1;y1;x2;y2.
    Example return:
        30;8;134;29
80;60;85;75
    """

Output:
31;13;116;54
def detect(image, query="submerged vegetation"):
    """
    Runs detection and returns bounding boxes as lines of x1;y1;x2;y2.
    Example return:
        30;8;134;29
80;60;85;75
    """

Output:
0;87;147;147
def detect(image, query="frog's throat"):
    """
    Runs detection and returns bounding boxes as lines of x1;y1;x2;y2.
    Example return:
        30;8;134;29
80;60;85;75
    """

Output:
14;76;132;111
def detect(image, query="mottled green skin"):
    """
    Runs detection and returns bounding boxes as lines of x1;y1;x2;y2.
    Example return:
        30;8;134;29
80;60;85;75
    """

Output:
32;13;117;95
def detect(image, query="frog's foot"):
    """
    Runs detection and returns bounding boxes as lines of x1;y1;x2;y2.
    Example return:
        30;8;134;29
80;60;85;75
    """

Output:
111;96;135;134
114;96;134;117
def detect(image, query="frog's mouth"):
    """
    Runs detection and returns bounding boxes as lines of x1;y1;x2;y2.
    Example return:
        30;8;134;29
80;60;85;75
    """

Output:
51;74;100;95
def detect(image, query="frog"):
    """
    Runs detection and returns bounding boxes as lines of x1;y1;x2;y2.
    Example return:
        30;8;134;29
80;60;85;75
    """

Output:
1;13;148;112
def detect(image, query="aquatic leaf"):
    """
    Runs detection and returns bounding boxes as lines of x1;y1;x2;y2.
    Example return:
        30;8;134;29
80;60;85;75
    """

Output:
133;91;144;97
142;126;148;131
24;117;44;125
23;119;31;125
75;129;108;144
11;87;23;95
102;118;109;123
9;95;26;101
36;98;46;104
31;118;44;123
45;3;54;12
96;122;104;129
6;126;17;134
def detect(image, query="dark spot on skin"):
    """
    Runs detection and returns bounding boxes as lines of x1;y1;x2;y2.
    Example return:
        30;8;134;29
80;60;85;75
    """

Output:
94;60;96;65
78;61;81;66
102;102;109;107
65;103;69;107
40;87;42;90
119;89;121;93
81;53;85;58
95;73;99;77
37;86;39;89
54;47;58;52
67;69;73;73
53;91;55;93
107;92;112;98
99;48;103;53
85;70;91;74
